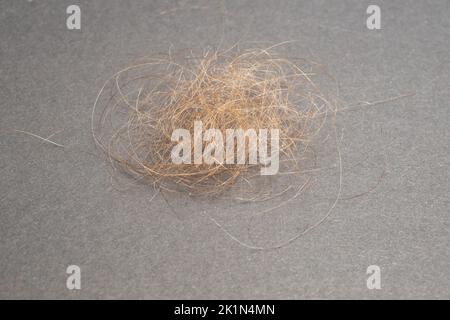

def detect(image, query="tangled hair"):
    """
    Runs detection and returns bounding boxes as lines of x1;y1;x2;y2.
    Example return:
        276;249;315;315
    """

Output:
92;46;336;196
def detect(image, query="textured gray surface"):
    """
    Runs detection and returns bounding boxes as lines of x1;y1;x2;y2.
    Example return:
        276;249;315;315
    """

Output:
0;0;449;299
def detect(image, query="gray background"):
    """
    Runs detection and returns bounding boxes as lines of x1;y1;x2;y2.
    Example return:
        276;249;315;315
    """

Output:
0;0;449;299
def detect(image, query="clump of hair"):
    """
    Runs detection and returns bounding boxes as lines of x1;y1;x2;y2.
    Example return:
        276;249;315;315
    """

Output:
92;46;335;195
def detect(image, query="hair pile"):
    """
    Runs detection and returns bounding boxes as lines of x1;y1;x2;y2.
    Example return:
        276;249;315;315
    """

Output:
92;47;336;196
